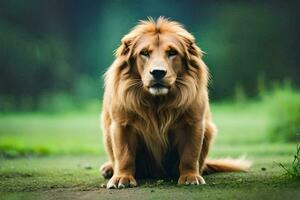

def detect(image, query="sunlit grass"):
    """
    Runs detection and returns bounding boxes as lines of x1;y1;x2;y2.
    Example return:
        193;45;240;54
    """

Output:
0;112;103;157
0;101;295;158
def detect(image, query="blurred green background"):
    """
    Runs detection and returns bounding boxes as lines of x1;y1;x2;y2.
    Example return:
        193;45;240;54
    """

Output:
0;0;300;157
1;0;300;111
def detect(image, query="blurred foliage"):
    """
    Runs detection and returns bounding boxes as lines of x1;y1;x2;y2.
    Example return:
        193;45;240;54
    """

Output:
263;83;300;143
0;0;300;111
201;3;300;99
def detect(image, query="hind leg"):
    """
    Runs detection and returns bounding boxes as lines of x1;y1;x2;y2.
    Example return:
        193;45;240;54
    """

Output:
100;134;115;179
100;111;115;179
100;161;113;179
199;121;217;174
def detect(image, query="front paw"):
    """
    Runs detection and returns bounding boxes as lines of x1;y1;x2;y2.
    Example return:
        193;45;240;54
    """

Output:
178;174;206;185
107;174;137;189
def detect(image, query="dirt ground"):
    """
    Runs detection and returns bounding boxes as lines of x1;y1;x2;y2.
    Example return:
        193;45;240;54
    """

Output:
1;155;300;200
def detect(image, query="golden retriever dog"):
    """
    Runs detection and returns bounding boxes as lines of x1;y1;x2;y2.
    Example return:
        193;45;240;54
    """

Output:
100;17;251;189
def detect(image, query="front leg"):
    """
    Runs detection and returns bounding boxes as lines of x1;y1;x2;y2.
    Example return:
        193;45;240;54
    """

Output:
176;122;206;185
107;123;138;189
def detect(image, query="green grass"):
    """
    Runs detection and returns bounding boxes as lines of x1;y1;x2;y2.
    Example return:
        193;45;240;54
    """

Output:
0;102;299;199
0;102;294;157
0;112;102;157
279;144;300;179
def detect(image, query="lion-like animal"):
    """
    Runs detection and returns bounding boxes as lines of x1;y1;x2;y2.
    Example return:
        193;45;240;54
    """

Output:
100;17;251;189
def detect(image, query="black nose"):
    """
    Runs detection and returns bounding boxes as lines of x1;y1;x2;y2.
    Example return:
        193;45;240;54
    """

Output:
150;68;167;80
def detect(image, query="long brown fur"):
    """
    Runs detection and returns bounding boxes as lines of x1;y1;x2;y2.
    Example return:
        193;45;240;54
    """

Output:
100;17;251;189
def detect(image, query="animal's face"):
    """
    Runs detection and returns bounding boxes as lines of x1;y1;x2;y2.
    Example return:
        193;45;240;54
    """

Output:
114;18;207;99
133;34;185;96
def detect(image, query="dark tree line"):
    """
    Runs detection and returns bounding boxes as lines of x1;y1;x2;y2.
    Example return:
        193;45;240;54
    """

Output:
0;0;299;110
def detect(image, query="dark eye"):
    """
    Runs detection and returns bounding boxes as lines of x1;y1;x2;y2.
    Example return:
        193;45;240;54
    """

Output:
140;49;150;57
167;49;178;57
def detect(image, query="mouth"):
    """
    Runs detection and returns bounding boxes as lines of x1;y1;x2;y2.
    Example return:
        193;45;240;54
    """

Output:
148;82;169;96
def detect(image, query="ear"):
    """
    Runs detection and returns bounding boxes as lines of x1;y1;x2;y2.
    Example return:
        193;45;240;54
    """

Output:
111;33;138;76
180;33;209;87
115;37;131;57
179;33;203;60
115;28;142;58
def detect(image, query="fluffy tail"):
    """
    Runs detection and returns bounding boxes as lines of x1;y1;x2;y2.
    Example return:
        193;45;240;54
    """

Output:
203;157;252;174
